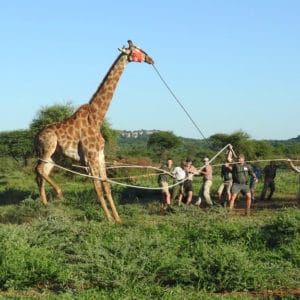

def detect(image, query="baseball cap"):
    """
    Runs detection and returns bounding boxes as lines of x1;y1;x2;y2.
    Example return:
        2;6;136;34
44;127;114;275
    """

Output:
203;157;209;162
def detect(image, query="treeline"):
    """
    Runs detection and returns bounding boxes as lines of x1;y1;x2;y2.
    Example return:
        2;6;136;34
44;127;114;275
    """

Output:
117;131;300;166
0;103;299;167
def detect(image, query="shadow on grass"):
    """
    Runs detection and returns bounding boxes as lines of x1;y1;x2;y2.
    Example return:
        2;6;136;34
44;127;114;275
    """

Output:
251;197;299;210
117;187;161;205
0;188;37;205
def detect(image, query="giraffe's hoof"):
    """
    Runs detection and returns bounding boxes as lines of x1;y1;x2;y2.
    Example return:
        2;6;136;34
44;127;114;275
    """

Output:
57;191;64;200
115;217;123;224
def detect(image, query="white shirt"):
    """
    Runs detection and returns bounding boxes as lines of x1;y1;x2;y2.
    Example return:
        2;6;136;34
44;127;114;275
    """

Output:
173;166;186;181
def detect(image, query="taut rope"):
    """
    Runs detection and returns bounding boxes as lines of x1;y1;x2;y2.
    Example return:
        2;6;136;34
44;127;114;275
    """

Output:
152;64;210;145
38;158;181;190
38;142;297;191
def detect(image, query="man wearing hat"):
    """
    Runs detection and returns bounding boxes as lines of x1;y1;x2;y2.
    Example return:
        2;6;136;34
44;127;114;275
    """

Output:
183;158;198;205
196;157;213;207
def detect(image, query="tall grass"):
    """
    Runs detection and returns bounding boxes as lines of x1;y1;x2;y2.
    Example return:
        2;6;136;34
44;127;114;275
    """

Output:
0;158;299;298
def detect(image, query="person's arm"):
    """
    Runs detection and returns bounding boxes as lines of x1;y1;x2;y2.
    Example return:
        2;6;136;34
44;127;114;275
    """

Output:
220;165;225;179
273;166;277;179
251;172;257;181
190;165;201;175
227;144;234;163
288;159;300;173
248;164;256;180
199;167;208;176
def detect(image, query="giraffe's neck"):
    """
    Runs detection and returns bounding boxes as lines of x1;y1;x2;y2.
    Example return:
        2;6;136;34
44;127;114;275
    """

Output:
88;54;128;125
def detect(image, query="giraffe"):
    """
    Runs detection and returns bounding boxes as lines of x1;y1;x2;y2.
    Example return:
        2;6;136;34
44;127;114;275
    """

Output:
35;40;154;223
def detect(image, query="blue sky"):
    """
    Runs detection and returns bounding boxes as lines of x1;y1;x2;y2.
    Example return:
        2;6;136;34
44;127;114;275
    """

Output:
1;1;299;140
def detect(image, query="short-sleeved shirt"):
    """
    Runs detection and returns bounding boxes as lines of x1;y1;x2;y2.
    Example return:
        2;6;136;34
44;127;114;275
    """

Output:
173;166;186;181
202;165;213;181
232;163;253;184
158;165;172;183
221;164;232;181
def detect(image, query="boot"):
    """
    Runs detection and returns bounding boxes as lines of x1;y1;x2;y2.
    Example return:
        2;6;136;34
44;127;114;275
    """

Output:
166;205;175;213
195;197;202;206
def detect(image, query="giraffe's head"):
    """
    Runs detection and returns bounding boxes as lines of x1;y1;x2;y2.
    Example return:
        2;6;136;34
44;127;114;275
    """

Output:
118;40;154;64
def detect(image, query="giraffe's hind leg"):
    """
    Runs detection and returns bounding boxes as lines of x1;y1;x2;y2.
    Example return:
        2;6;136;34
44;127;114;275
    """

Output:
35;130;64;203
36;164;48;205
35;159;63;204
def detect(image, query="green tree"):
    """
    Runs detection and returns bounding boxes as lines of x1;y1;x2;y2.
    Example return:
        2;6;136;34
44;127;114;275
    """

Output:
210;131;254;158
29;102;75;134
210;131;279;161
101;119;119;159
0;130;34;166
250;140;273;159
147;131;181;162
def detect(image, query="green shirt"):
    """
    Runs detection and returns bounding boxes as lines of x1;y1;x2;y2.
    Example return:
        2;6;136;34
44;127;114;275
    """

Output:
232;163;253;184
221;164;232;181
158;165;172;183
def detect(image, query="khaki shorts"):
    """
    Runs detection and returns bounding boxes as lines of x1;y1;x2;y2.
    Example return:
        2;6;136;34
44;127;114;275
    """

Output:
159;181;169;193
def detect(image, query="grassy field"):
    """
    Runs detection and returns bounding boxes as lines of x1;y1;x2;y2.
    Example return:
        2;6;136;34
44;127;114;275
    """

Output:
0;158;299;299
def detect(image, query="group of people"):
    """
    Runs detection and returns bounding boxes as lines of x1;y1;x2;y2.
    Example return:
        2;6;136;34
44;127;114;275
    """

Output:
157;144;300;216
157;157;212;212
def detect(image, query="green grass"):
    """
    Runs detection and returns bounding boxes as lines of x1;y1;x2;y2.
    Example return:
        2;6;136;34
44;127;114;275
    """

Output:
0;158;299;299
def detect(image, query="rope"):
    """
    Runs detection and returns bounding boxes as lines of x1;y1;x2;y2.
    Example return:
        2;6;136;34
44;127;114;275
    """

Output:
38;158;180;190
73;163;175;178
208;144;231;165
152;64;210;145
38;153;297;191
108;173;159;180
211;158;290;166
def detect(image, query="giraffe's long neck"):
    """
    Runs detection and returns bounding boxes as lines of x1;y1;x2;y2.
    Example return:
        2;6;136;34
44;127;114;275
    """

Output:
88;54;128;125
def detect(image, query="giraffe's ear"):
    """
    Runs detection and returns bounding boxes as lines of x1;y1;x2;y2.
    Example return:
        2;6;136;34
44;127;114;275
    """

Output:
127;40;133;47
118;47;130;54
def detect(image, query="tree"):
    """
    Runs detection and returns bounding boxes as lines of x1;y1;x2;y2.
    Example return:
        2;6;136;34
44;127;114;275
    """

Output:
0;130;34;166
30;102;75;134
249;140;273;159
210;131;252;158
147;131;181;162
210;130;279;161
101;119;119;158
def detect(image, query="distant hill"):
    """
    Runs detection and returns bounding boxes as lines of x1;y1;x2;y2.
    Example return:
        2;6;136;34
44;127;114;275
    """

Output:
119;129;160;139
288;135;300;142
119;130;300;143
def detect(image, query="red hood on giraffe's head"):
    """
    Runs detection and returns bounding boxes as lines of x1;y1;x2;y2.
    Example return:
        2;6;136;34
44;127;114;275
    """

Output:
118;40;154;64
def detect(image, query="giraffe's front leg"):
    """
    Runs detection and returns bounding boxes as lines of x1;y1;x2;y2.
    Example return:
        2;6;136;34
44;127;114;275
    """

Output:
93;178;114;222
98;150;122;223
88;158;114;222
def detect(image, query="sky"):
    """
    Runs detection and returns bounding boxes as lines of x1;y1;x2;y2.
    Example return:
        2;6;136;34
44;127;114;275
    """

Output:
1;1;299;141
